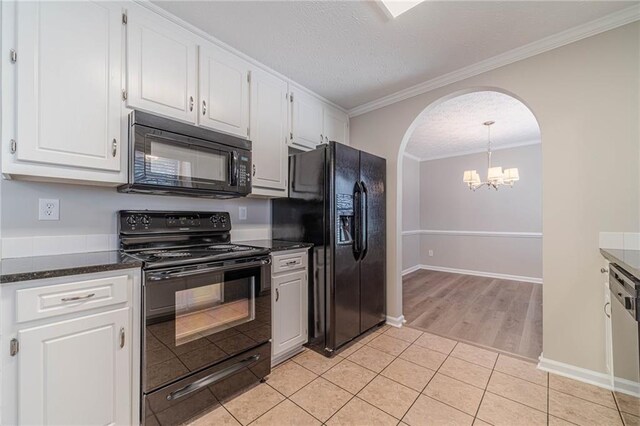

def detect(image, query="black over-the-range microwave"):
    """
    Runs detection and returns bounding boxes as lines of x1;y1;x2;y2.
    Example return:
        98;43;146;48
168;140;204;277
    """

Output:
118;111;252;198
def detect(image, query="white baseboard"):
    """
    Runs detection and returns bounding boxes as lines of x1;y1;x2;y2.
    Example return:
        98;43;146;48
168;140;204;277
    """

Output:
386;315;405;328
402;264;543;284
401;265;422;276
538;355;613;390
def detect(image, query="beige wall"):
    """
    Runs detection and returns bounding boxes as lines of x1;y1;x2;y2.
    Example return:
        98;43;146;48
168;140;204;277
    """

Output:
402;156;421;271
350;23;640;373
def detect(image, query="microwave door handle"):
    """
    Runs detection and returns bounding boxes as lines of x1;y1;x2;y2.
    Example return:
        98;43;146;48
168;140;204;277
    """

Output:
229;151;239;186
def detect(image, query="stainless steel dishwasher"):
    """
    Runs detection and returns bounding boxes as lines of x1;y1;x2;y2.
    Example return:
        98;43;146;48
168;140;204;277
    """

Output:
610;263;640;397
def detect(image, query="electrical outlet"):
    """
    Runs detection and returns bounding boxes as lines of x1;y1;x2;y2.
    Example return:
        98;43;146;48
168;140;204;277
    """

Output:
238;206;247;221
428;249;434;257
38;199;59;221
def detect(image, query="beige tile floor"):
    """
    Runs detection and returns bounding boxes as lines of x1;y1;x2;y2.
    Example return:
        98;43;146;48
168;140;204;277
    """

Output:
189;325;640;426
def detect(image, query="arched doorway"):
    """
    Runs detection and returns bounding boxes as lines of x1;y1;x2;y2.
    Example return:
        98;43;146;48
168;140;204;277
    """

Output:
396;88;542;359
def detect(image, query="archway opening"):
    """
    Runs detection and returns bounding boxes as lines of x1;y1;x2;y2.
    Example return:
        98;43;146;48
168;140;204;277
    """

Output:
397;89;542;360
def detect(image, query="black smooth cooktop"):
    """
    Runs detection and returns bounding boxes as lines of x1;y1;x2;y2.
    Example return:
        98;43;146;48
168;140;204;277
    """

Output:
126;243;270;268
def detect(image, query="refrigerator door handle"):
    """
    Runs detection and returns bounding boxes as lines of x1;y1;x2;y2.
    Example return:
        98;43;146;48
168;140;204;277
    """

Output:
361;181;368;260
353;181;363;260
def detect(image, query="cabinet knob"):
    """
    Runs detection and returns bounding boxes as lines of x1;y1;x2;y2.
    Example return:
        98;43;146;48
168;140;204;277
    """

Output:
202;100;207;115
112;139;117;157
320;134;323;142
601;268;609;274
325;136;328;143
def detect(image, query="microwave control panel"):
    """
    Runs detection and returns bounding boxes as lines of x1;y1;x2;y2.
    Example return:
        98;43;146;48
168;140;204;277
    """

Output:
238;154;251;190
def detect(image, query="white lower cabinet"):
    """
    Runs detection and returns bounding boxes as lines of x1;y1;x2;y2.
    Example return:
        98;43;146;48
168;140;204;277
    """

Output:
19;308;131;426
271;249;309;364
1;269;141;426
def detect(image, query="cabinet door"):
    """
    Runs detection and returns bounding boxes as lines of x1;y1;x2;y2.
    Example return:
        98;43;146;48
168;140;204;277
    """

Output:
16;1;122;171
18;307;131;425
250;69;288;195
323;106;349;145
126;6;197;123
290;89;324;151
199;43;250;138
272;270;308;357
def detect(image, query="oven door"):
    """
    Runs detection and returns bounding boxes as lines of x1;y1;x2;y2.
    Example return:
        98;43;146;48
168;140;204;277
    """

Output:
142;257;271;394
130;124;249;196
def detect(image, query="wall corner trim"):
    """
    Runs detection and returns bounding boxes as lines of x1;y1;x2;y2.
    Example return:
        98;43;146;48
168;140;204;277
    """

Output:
348;4;640;117
538;355;613;390
386;315;405;328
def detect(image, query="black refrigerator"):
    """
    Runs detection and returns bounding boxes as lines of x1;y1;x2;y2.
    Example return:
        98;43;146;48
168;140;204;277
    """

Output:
272;142;386;356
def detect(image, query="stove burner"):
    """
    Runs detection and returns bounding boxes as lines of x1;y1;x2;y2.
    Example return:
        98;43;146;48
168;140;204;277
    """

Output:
143;250;192;258
208;244;252;252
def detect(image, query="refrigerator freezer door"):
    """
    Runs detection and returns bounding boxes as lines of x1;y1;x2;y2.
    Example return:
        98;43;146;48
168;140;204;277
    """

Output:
359;151;387;333
330;143;362;349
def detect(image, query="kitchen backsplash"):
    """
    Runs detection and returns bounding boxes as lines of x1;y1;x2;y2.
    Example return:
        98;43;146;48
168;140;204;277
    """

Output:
0;180;271;258
599;232;640;250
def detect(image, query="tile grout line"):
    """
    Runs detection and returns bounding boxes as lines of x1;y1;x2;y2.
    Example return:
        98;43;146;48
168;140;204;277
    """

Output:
471;348;499;423
611;389;626;426
547;369;550;426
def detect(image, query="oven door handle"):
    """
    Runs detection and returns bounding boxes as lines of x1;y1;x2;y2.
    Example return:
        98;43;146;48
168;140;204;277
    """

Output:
147;259;270;281
166;354;260;401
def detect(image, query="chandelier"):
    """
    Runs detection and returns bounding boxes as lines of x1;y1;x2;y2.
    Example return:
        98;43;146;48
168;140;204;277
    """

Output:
463;121;520;191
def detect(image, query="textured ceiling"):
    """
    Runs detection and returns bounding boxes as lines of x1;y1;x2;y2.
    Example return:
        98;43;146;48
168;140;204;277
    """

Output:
152;1;635;109
406;91;540;160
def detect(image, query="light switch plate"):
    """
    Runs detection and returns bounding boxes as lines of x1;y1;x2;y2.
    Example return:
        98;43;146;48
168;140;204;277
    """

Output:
38;199;60;221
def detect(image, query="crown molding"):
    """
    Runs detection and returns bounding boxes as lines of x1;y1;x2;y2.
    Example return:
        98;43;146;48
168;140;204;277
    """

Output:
348;4;640;118
407;139;540;162
402;152;422;162
132;0;349;114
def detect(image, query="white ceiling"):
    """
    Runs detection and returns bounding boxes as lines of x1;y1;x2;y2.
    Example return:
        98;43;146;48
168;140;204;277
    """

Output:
405;91;540;160
153;1;636;110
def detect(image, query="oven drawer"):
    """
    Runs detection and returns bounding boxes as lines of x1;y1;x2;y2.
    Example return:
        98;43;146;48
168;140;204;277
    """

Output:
144;342;271;426
272;250;308;274
16;275;129;323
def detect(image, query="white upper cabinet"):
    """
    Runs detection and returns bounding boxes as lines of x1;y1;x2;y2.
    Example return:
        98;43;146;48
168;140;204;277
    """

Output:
290;87;325;151
250;68;288;196
14;1;122;173
323;106;349;145
290;86;349;151
199;43;250;138
126;5;198;124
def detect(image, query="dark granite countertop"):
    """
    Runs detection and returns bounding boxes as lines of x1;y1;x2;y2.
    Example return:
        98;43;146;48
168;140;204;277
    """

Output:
236;239;313;252
601;248;640;280
0;251;142;284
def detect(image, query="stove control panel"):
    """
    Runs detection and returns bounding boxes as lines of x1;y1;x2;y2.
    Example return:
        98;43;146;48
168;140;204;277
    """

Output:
119;211;232;234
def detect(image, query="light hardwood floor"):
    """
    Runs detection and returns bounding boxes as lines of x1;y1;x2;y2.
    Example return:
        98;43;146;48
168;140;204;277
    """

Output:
402;269;542;360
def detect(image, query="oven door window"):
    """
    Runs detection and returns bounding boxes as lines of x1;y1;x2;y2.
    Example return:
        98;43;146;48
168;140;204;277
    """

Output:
144;265;270;392
142;135;229;186
175;272;254;346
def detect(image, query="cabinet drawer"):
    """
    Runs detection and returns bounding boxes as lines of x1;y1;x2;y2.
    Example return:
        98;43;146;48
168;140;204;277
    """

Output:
16;275;129;323
272;251;308;274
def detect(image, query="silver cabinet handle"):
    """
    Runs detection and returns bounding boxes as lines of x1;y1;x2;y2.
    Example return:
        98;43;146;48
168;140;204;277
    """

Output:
325;136;328;143
320;134;323;142
189;96;194;111
202;100;207;115
601;268;609;274
285;260;298;266
276;288;279;302
61;293;95;302
112;139;117;157
120;327;125;348
604;302;611;318
253;164;256;177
